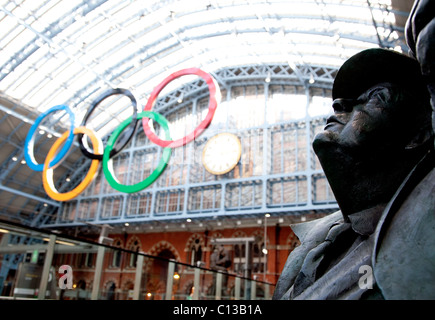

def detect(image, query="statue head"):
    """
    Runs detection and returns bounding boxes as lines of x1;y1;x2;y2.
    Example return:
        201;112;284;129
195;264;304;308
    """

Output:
314;48;432;156
313;48;433;216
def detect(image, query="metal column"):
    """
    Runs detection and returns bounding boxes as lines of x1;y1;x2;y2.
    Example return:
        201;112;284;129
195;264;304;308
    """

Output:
133;253;144;300
193;267;200;300
215;271;223;300
165;260;175;300
91;245;106;300
38;234;55;300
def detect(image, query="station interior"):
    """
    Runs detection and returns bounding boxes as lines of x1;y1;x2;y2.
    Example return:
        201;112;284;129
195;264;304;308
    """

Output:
0;0;414;300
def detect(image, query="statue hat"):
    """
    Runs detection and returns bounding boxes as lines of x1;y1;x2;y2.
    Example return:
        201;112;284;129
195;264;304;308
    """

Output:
332;48;427;100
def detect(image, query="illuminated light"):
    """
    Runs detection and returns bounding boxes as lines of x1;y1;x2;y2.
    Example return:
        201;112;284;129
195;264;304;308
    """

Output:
21;160;26;164
42;238;76;246
47;133;52;139
65;176;71;182
55;240;76;246
12;157;17;161
309;74;315;84
146;292;152;297
124;223;129;227
186;219;192;223
177;93;184;104
173;273;180;280
39;130;45;135
73;284;77;289
265;213;270;218
0;228;10;233
43;203;48;207
262;248;268;255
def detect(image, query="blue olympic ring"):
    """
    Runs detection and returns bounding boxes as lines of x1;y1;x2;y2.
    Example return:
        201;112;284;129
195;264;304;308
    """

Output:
24;104;75;172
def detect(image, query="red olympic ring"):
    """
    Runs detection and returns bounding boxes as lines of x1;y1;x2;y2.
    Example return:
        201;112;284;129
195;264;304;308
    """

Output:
142;68;220;148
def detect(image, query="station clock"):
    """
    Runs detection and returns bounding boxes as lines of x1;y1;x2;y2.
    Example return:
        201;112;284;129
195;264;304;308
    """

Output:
202;133;242;175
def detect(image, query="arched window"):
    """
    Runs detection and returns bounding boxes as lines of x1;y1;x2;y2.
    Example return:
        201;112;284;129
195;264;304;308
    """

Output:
189;238;203;266
105;281;116;300
111;239;123;268
127;239;140;268
80;252;95;268
151;249;176;281
252;241;265;273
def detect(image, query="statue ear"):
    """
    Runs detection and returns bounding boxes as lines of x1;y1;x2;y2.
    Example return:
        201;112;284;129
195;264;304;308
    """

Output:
405;127;433;150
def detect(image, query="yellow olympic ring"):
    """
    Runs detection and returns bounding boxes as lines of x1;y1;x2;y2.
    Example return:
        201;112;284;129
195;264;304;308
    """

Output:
42;126;103;201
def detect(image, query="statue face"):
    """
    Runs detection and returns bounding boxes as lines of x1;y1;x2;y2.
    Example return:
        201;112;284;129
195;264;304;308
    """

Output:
313;83;408;154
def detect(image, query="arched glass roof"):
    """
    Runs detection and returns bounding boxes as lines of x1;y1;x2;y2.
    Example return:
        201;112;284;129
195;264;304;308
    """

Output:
0;0;413;224
0;0;409;115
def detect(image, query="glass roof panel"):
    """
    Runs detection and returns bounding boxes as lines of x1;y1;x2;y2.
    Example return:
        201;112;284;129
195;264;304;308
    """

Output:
0;0;406;136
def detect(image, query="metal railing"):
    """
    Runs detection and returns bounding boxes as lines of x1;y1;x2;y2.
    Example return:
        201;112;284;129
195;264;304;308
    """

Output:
0;219;275;300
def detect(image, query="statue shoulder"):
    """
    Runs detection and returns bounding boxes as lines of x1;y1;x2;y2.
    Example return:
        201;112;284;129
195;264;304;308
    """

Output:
272;211;342;299
374;167;435;299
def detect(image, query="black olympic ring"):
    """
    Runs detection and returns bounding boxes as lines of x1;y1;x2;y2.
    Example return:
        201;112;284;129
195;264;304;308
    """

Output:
77;88;138;160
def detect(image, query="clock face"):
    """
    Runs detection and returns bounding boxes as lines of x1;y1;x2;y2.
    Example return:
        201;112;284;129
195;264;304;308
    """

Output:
202;133;242;175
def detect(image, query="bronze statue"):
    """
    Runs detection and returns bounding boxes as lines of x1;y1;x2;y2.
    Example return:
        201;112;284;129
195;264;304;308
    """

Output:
210;245;231;296
273;2;434;299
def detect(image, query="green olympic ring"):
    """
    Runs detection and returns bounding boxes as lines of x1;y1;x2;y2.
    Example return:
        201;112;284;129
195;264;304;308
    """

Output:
103;111;172;193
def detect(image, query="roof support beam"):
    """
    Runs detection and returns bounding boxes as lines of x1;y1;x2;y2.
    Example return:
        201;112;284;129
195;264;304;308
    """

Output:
0;184;59;207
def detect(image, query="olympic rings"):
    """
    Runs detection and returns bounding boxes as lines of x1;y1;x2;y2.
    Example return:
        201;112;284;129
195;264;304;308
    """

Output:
23;68;219;201
43;127;102;201
142;68;219;148
103;111;172;193
24;104;75;172
78;88;138;160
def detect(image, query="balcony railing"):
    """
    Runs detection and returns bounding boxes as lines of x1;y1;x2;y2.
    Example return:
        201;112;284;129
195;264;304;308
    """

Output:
0;219;275;300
